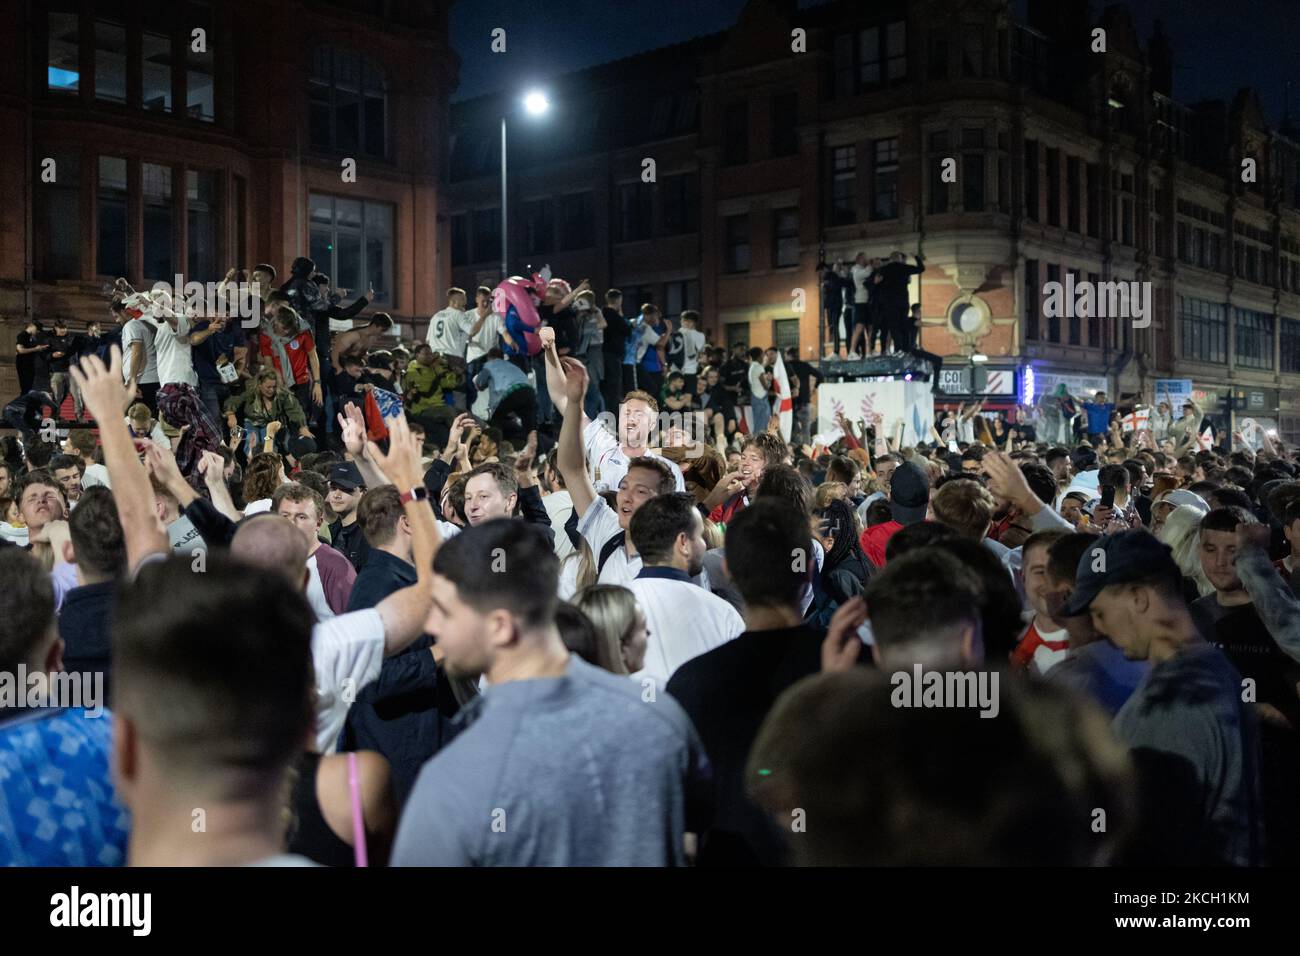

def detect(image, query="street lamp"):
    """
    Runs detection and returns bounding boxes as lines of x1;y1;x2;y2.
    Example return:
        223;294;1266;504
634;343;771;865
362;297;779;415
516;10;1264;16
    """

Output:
501;89;551;279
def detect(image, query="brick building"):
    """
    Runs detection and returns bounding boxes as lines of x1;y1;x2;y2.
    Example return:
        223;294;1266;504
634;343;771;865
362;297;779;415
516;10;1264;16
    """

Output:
1;0;458;396
444;0;1300;440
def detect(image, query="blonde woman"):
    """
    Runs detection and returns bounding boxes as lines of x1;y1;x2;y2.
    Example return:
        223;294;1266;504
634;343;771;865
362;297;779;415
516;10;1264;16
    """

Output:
573;585;648;676
1156;504;1214;598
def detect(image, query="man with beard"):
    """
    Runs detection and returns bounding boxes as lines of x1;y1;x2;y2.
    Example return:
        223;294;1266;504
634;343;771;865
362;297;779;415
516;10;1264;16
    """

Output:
390;518;711;866
625;493;744;688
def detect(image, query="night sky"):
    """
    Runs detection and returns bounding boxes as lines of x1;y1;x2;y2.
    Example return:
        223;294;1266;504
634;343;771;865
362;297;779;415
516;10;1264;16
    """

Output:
451;0;1299;127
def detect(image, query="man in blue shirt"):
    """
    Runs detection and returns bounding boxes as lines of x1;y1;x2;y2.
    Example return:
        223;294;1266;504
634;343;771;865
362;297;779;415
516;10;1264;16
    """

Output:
1080;390;1115;442
0;548;128;866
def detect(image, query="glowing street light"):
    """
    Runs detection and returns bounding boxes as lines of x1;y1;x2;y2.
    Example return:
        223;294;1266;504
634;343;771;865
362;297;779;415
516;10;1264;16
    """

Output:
523;90;550;116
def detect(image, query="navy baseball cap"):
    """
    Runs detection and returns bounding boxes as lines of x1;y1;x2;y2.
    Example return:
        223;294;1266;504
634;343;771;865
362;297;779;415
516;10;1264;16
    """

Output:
1059;530;1179;617
329;461;365;491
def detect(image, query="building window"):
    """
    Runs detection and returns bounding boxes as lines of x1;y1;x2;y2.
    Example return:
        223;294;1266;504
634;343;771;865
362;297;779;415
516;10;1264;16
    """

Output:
961;28;983;77
723;102;748;166
1235;308;1274;370
664;280;700;319
962;153;985;212
1178;296;1227;364
1023;140;1038;222
47;11;81;93
36;148;81;280
309;47;388;158
309;194;394;305
1045;148;1060;227
617;183;652;242
997;131;1010;213
450;214;468;266
928;31;949;80
771;92;798;157
142;31;173;113
521;199;553;256
186;169;217;281
558;192;594;250
1045;263;1060;342
928;131;949;214
1086;162;1100;238
834;21;906;95
1087;272;1100;347
97;156;128;277
142;163;173;280
1024;259;1039;340
1066;270;1081;345
725;214;750;273
660;174;699;235
469;208;499;265
773;208;799;268
1282;317;1300;374
1066;157;1081;233
829;146;856;225
94;19;128;104
872;138;899;220
624;286;657;317
185;1;215;121
773;318;800;353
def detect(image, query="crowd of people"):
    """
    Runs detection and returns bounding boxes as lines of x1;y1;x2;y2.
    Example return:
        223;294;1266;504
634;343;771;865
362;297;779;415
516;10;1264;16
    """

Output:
3;259;1300;868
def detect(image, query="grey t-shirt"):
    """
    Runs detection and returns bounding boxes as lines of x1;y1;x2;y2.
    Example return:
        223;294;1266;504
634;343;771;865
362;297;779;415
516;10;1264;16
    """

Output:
392;655;711;866
1113;640;1261;865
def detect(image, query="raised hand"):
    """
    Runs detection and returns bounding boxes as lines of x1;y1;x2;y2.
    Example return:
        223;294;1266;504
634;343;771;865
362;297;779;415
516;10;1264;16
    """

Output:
365;413;422;491
266;419;282;439
514;430;539;475
197;450;227;486
337;403;367;456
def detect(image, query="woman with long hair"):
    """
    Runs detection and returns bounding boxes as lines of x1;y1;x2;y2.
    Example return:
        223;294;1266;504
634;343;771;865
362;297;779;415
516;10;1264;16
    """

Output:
572;584;648;676
807;497;873;627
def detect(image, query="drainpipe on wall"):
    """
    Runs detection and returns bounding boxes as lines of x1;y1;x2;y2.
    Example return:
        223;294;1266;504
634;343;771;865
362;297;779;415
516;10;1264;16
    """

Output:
24;0;34;326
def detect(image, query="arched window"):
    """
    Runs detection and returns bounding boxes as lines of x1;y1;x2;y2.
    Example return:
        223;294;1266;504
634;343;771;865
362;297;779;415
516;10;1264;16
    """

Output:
309;47;387;158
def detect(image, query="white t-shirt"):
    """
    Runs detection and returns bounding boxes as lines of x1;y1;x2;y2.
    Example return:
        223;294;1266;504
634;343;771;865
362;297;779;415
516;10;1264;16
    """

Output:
120;318;159;384
577;496;641;587
582;418;685;494
850;263;873;304
748;361;767;400
628;574;745;688
464;310;501;363
543;489;575;560
312;609;385;753
679;328;706;374
81;463;111;490
168;514;204;554
427;307;471;359
151;315;197;387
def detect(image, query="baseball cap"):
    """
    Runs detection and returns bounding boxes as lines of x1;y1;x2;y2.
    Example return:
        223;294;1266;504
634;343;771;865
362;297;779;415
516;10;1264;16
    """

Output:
1060;530;1178;617
889;460;931;526
329;461;365;491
